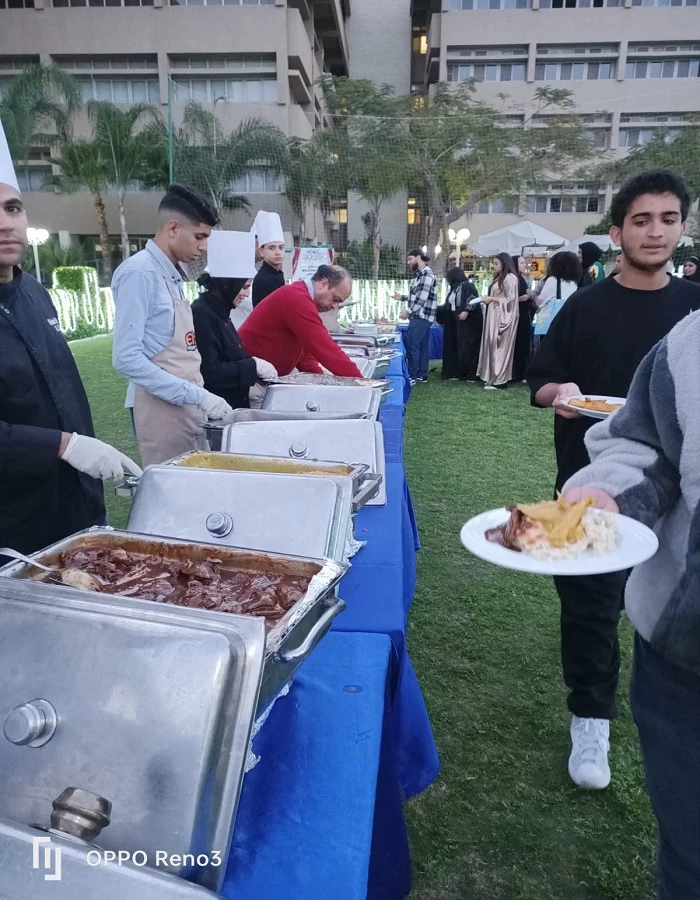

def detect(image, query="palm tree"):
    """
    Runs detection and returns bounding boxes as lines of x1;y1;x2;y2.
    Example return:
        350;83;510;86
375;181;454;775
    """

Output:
88;101;163;260
49;139;113;281
0;64;81;183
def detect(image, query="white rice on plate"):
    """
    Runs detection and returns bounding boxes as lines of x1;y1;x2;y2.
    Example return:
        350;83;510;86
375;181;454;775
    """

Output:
527;509;619;561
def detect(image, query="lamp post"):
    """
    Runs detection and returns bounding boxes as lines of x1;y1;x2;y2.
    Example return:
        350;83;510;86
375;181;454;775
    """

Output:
26;227;50;284
448;227;471;265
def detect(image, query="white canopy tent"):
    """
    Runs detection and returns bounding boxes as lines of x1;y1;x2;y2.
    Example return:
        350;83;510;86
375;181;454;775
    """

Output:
468;221;566;257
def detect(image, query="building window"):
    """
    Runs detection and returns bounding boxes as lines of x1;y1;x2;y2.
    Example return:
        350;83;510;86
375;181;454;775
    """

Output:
448;45;528;58
53;0;154;6
334;207;348;225
626;59;700;78
77;78;160;102
474;197;518;213
170;54;276;71
526;194;600;213
448;62;526;81
169;0;274;5
537;43;618;55
535;60;615;80
15;167;52;191
172;77;277;103
628;42;700;53
0;55;40;70
0;0;35;8
450;0;528;8
229;168;282;193
56;56;158;71
582;129;610;149
540;0;619;6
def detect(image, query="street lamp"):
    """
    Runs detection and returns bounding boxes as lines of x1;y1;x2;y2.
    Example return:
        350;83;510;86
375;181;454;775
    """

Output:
449;227;471;262
26;227;50;284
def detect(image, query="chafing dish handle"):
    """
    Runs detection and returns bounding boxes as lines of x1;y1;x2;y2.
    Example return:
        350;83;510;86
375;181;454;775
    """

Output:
380;386;394;398
114;475;140;499
274;598;346;664
352;474;383;512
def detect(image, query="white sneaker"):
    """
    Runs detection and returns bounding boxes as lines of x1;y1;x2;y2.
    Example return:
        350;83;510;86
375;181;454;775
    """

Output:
568;715;611;790
484;385;498;391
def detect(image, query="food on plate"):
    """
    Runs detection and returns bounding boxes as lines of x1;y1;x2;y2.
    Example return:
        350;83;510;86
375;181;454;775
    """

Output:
568;397;624;414
485;495;618;560
34;546;310;624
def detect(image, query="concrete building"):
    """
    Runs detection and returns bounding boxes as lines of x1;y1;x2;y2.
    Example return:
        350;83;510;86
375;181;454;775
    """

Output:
1;0;698;270
416;0;700;242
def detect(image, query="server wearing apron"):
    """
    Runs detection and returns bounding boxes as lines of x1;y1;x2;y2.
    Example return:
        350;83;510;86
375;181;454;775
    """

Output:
112;185;233;467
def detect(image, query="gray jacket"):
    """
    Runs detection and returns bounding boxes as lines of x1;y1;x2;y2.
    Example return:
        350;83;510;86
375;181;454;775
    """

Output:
565;309;700;676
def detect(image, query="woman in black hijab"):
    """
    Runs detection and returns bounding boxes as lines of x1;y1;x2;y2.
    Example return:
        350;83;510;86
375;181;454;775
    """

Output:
441;266;482;381
577;241;605;288
683;256;700;284
192;274;276;410
511;254;533;382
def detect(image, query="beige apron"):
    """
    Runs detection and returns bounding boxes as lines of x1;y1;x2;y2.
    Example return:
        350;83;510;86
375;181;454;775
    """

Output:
133;251;205;467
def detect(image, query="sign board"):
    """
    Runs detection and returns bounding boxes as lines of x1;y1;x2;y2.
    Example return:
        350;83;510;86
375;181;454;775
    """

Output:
291;246;334;282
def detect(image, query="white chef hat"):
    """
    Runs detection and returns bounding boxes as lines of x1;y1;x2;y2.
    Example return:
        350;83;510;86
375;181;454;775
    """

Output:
0;119;19;192
206;230;257;279
250;210;284;247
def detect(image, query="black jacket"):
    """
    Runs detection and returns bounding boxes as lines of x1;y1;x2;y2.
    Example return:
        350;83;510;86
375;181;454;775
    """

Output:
0;269;105;555
191;291;258;410
252;262;285;308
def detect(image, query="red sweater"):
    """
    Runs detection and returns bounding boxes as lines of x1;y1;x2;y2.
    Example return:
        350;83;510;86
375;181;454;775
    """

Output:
238;281;363;378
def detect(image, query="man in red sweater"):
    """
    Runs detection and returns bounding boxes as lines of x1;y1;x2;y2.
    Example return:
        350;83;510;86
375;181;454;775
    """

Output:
239;264;363;379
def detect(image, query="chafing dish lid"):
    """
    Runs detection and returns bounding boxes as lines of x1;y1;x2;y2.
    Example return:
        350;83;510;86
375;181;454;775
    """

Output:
262;384;380;415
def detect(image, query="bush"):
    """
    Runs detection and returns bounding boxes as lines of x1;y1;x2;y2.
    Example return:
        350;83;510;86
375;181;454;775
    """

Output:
53;266;93;293
337;240;405;280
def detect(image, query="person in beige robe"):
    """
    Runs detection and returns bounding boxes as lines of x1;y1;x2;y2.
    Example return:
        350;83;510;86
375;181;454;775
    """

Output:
477;253;520;389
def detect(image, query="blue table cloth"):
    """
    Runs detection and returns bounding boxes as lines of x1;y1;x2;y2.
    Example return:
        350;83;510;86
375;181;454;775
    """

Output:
224;632;411;900
397;323;444;361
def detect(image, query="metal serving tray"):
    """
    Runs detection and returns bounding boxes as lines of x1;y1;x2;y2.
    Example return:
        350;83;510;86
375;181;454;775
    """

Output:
125;468;351;563
204;411;367;450
221;419;387;506
262;383;386;419
0;572;265;893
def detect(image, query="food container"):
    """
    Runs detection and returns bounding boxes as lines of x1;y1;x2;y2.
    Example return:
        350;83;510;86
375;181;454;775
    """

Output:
263;383;389;419
123;467;352;564
0;568;268;892
0;817;220;899
204;410;367;450
0;528;346;730
221;419;387;506
352;322;378;337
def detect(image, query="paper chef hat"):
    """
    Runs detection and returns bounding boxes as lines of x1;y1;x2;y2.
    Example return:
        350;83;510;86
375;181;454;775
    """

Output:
250;210;285;247
206;230;258;279
0;119;19;192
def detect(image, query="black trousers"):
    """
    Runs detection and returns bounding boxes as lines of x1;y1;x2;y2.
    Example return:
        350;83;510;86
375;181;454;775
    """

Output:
554;570;628;719
511;302;533;382
442;310;483;381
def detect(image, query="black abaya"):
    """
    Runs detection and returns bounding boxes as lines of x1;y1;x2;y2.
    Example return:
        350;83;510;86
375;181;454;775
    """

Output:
512;274;533;382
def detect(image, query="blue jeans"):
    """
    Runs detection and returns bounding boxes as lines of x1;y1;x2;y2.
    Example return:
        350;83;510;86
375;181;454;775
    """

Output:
630;633;700;900
405;317;431;381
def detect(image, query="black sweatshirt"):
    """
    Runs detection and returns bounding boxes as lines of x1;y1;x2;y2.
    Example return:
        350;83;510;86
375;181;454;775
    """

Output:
0;268;105;554
191;290;258;410
252;262;285;308
526;276;700;490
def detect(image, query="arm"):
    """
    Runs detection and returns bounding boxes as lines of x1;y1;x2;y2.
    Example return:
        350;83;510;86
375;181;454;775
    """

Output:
0;421;62;475
564;341;681;527
193;308;257;393
290;300;364;377
112;271;205;407
503;274;520;304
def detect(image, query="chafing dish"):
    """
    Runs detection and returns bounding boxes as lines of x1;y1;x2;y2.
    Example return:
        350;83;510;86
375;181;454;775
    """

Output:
355;353;400;379
0;528;346;734
123;467;352;563
221;419;387;506
204;410;366;451
329;333;379;349
263;383;389;419
0;816;220;899
0;565;268;892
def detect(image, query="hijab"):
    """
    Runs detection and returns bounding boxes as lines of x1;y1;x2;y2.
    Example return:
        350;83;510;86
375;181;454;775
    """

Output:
578;242;603;288
683;256;700;284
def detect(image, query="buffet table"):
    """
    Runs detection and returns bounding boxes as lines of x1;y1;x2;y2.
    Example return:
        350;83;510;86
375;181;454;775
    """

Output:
397;322;444;361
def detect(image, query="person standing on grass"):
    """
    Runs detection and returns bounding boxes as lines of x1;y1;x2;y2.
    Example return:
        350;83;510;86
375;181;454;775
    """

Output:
251;210;286;308
477;253;519;390
0;120;140;559
526;169;700;792
112;185;234;467
562;310;700;899
533;251;581;346
511;255;534;383
441;266;482;382
577;241;605;288
393;249;437;386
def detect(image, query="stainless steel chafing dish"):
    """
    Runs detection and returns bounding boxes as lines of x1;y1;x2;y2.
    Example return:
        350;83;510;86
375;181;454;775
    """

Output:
0;528;346;730
122;467;352;564
0;564;269;893
262;382;390;420
221;419;387;506
204;410;366;451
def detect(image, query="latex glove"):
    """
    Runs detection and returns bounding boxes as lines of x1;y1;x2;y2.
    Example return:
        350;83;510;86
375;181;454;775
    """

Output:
253;357;278;382
201;390;233;421
61;434;143;481
553;382;583;420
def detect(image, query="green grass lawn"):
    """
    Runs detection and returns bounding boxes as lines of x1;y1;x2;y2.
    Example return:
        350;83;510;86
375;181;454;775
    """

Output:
72;336;656;900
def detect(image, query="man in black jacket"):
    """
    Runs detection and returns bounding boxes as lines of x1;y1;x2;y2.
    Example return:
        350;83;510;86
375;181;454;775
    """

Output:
0;125;140;556
251;211;285;307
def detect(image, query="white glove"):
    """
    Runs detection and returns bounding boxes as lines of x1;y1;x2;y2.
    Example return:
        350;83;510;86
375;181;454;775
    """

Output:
201;390;234;421
61;434;143;481
253;357;278;382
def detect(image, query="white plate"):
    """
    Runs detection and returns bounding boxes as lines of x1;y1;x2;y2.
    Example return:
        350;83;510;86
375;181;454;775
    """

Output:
460;507;658;576
560;394;626;421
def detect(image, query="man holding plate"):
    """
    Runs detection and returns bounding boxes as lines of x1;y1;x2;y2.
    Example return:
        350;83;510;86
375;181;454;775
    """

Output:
527;170;700;791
